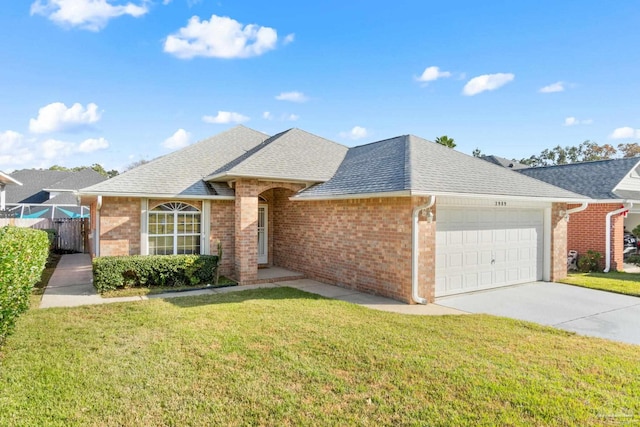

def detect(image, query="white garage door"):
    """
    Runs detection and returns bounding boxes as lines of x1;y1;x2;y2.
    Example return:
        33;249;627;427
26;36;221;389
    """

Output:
435;207;544;297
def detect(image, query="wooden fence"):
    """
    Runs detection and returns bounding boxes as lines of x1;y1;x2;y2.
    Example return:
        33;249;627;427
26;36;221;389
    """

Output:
0;218;89;253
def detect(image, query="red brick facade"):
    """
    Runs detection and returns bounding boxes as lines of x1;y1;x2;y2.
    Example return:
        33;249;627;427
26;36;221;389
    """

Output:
550;203;568;281
567;203;625;270
91;186;570;303
99;197;140;256
210;200;235;277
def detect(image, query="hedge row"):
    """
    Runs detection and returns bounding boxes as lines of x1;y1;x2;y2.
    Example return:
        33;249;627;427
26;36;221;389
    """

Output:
93;255;219;293
0;226;49;344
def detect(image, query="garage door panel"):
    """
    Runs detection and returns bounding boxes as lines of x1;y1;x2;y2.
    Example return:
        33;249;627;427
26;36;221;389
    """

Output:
435;207;544;297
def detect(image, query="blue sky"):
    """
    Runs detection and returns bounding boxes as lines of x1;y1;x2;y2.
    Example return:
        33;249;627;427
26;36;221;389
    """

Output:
1;1;639;172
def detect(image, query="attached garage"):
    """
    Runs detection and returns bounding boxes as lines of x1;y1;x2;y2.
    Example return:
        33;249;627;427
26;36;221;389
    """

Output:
435;201;547;297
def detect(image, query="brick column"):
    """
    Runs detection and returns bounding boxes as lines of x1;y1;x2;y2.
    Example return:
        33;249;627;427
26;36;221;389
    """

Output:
550;203;568;281
235;182;258;284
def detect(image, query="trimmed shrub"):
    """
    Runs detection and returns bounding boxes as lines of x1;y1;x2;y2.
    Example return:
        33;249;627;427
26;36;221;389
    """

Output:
625;254;640;267
93;255;219;293
577;250;603;273
0;226;49;344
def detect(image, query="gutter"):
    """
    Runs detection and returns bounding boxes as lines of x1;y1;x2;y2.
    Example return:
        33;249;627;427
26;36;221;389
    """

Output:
565;202;589;221
604;203;631;273
412;196;435;304
95;196;102;257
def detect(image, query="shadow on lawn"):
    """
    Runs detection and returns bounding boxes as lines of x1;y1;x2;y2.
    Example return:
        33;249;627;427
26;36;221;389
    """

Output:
163;286;326;309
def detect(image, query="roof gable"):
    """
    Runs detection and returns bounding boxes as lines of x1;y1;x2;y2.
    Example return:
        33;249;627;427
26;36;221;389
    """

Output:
517;157;640;200
206;128;348;183
81;126;269;196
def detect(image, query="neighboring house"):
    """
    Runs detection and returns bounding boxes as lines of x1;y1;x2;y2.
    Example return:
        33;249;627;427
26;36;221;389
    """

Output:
480;155;529;170
0;171;22;211
4;168;106;219
78;126;585;304
518;158;640;272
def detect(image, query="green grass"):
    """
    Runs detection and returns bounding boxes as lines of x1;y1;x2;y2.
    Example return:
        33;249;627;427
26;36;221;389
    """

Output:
30;252;62;308
1;288;639;426
559;272;640;297
101;276;237;298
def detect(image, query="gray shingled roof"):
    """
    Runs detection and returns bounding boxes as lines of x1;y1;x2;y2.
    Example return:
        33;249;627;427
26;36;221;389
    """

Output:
5;168;104;204
45;168;105;191
517;157;640;200
206;128;348;183
81;126;269;196
296;135;585;200
480;155;529;170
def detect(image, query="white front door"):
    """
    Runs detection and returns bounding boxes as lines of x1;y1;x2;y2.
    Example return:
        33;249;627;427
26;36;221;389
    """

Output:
435;207;544;297
257;205;268;264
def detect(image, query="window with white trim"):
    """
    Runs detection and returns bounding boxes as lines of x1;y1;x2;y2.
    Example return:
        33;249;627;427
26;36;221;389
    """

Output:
148;202;201;255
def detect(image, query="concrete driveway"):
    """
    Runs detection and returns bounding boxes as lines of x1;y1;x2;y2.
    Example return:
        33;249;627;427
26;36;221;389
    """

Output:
436;282;640;346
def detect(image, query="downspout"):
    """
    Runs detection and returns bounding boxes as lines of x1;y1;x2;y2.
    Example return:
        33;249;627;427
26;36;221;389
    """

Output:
604;203;631;273
565;202;588;220
412;196;435;304
95;196;102;257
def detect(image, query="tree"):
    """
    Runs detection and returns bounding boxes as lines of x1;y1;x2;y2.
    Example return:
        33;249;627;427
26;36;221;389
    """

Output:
435;135;456;148
48;163;118;178
520;140;619;167
124;159;150;172
617;142;640;158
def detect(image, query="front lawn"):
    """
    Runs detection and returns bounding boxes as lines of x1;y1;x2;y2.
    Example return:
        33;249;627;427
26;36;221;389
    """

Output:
559;272;640;297
1;288;639;426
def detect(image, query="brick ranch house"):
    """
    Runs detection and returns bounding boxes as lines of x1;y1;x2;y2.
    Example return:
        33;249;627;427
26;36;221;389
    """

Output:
519;158;640;272
78;126;586;303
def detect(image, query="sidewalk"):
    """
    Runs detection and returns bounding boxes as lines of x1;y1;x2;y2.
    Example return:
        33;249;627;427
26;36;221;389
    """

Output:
40;254;465;316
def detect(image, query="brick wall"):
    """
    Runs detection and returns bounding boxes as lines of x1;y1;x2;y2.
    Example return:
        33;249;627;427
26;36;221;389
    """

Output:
99;197;140;256
550;203;568;281
272;191;431;303
210;200;235;277
567;203;624;270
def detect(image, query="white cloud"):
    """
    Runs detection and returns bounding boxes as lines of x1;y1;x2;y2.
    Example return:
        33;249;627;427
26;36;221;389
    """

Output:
610;126;640;139
275;91;308;103
262;111;273;120
78;137;109;152
162;128;191;149
30;0;149;32
462;73;515;96
29;102;101;134
539;81;565;93
202;111;249;124
285;114;299;121
283;33;295;45
339;126;369;140
416;66;451;83
564;117;592;126
0;129;111;169
0;130;24;152
164;14;279;59
41;139;75;159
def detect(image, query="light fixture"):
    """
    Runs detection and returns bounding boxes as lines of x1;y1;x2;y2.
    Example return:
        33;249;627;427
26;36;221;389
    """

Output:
426;209;434;223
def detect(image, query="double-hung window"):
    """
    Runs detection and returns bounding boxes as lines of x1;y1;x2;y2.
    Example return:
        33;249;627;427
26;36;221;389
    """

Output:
148;202;201;255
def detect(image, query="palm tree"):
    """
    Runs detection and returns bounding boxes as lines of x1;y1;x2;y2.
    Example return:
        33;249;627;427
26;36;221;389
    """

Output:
435;135;456;148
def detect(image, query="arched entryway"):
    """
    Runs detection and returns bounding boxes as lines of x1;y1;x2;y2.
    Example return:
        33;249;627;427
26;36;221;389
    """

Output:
233;179;304;284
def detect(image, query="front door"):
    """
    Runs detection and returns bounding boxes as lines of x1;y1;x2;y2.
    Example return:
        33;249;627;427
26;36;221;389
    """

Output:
257;205;268;264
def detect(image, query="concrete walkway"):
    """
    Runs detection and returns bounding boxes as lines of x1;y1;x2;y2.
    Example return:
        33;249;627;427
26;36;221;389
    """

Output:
40;254;464;316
